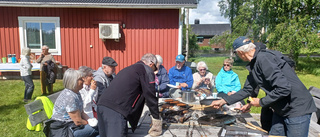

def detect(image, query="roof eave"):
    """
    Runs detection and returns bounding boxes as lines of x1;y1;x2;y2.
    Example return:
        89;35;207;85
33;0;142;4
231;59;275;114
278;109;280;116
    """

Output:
0;2;198;9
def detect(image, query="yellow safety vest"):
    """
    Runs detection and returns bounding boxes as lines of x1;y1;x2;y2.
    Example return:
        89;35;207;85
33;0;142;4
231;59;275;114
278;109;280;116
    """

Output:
26;96;54;131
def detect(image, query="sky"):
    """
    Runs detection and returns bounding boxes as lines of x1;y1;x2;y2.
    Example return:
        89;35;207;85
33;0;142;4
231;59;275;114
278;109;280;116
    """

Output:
189;0;230;24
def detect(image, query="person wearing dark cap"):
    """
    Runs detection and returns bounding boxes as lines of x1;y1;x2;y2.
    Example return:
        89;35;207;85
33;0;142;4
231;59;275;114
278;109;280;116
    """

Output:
210;36;316;137
97;53;162;137
168;54;194;98
93;56;118;101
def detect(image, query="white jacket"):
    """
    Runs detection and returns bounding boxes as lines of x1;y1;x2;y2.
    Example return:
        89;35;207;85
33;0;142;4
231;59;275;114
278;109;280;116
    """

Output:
79;84;98;118
20;55;32;76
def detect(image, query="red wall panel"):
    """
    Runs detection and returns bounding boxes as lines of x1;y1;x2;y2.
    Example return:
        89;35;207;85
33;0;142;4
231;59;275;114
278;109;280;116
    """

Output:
0;7;179;73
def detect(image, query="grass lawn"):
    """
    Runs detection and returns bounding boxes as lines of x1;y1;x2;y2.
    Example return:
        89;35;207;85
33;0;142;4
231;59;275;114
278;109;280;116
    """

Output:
0;56;319;136
0;79;63;137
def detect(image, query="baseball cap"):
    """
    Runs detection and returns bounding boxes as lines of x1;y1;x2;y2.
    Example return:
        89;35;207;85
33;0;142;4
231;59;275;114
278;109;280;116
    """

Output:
175;54;185;62
102;57;118;67
233;36;252;50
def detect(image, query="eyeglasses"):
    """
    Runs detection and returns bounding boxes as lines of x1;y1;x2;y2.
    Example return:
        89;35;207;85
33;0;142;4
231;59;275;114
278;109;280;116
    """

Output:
233;50;237;54
150;61;158;71
199;69;206;71
223;64;231;67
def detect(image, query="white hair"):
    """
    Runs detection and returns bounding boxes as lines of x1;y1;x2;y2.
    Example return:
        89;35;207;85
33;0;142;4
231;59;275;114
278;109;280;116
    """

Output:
42;45;49;50
141;53;157;65
196;61;208;71
236;43;256;52
63;68;82;91
155;55;163;65
78;66;94;77
21;48;31;56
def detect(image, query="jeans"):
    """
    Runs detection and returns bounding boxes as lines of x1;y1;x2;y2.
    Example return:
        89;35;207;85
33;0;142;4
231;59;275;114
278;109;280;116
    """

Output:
269;113;311;137
97;105;128;137
22;75;34;100
72;124;99;137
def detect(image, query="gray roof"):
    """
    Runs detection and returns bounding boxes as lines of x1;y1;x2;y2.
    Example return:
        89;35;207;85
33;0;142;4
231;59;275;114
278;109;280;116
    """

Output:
0;0;198;8
191;24;231;37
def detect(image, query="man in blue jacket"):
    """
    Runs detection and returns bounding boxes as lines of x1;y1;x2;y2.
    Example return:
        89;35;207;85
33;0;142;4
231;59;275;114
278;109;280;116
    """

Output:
168;54;193;98
211;36;316;137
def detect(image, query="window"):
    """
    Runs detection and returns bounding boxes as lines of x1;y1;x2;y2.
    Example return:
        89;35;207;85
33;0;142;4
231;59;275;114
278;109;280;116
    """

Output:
196;37;204;44
18;17;61;55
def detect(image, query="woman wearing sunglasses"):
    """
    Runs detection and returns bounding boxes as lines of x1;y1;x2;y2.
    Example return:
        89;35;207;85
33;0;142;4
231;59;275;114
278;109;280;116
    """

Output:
215;58;241;100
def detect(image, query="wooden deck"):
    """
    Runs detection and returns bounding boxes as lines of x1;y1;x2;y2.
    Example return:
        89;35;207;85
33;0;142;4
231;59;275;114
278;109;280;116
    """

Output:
128;105;264;137
127;103;320;137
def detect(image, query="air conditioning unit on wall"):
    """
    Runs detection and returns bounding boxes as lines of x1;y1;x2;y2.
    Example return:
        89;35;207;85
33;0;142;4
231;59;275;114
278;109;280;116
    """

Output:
99;23;121;39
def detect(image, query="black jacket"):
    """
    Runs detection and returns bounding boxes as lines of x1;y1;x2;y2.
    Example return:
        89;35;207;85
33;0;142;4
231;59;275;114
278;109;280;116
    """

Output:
44;60;56;84
224;48;316;117
97;61;159;131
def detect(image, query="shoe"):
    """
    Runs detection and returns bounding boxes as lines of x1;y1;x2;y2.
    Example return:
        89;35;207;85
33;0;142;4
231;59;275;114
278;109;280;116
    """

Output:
23;99;32;103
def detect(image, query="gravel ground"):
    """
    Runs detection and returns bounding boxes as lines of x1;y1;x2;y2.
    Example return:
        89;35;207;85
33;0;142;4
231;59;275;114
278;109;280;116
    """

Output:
250;113;261;125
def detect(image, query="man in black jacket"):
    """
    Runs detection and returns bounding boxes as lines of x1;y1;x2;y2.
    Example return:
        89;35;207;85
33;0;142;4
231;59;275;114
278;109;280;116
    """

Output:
97;53;161;137
211;36;316;137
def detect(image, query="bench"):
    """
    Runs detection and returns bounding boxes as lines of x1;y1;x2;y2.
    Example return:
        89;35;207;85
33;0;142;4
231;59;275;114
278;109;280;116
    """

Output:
24;91;61;127
308;86;320;136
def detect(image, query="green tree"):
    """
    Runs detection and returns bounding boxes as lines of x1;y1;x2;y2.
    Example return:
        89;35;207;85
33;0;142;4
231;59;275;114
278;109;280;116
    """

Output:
182;9;200;59
216;0;320;65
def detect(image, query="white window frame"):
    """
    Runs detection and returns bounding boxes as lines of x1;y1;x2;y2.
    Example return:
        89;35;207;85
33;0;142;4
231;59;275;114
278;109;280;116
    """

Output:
18;16;61;55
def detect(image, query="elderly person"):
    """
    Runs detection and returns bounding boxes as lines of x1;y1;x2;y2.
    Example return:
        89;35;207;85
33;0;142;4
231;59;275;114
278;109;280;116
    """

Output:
155;55;170;98
97;53;161;137
45;69;99;137
192;61;214;96
215;58;241;97
211;36;316;137
168;54;193;98
36;45;56;95
20;48;34;103
79;66;98;119
93;56;117;101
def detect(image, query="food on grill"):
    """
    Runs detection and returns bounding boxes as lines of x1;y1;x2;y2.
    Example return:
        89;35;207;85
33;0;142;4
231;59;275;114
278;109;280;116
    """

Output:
164;99;174;102
176;103;187;107
170;101;180;104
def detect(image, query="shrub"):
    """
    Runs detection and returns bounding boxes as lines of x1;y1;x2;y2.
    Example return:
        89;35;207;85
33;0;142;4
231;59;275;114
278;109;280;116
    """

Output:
200;46;212;53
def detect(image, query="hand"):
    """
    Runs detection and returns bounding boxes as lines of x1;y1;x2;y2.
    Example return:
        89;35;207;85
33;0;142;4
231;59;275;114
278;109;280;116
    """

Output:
87;118;98;127
180;83;188;88
200;77;206;82
204;80;210;85
90;80;97;90
227;91;236;96
41;54;45;58
249;97;261;107
148;117;162;136
240;103;251;113
210;99;227;109
44;62;48;66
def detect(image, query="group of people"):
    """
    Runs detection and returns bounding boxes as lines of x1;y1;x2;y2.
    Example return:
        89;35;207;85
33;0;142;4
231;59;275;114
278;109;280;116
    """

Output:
20;45;56;103
157;54;242;100
24;36;317;137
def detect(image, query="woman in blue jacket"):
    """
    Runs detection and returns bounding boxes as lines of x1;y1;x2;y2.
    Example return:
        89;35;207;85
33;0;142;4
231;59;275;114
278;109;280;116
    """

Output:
215;58;241;97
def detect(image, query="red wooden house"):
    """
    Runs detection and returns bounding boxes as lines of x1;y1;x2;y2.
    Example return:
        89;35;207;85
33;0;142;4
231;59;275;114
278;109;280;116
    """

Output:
0;0;198;76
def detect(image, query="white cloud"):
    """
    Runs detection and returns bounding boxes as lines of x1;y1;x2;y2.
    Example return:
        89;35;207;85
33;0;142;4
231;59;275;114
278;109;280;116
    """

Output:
189;0;230;24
